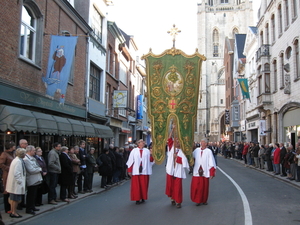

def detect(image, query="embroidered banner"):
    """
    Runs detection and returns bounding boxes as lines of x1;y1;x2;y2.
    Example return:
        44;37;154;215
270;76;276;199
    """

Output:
42;35;78;104
142;48;206;165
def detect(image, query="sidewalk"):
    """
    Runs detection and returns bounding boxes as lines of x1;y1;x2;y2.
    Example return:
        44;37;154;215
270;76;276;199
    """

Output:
230;157;300;189
1;175;127;225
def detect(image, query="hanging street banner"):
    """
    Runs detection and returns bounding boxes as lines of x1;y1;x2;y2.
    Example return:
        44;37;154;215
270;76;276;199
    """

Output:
42;35;78;104
141;48;206;165
237;78;250;100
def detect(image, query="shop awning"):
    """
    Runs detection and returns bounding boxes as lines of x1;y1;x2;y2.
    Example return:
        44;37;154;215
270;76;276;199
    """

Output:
81;121;96;137
92;123;113;138
68;118;86;136
52;116;73;136
31;111;58;135
0;105;37;132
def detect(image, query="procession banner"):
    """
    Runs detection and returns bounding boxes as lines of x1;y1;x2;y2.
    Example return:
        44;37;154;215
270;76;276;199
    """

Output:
142;48;206;165
42;35;78;104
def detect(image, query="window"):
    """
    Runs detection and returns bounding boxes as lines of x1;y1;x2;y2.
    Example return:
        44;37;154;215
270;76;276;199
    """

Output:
273;60;278;92
20;3;42;65
271;14;276;42
258;75;263;95
294;40;300;79
265;73;271;93
265;23;269;45
209;0;214;6
278;4;283;35
89;64;102;101
213;29;219;57
284;0;290;28
220;99;223;104
280;53;285;88
119;62;127;85
292;0;298;18
260;31;264;45
286;46;292;59
91;6;103;43
221;0;228;3
232;28;239;38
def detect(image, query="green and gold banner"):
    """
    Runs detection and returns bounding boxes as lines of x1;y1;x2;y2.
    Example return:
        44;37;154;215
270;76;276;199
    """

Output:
142;48;206;165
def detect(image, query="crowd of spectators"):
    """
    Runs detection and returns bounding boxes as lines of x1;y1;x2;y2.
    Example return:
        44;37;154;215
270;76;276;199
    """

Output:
198;139;300;182
0;139;136;219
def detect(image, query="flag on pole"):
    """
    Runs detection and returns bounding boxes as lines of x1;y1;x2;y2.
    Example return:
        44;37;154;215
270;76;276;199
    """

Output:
237;78;250;100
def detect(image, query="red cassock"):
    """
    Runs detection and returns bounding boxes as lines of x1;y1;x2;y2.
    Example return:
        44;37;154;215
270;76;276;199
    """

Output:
127;148;154;201
165;137;189;204
190;167;216;204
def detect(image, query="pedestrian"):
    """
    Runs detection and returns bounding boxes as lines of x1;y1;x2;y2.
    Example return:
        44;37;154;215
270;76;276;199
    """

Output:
48;142;61;205
112;146;122;183
252;142;260;168
265;143;274;171
86;147;97;192
6;148;26;218
295;144;300;182
242;142;249;166
279;143;287;176
165;123;189;208
0;141;15;214
98;148;112;189
59;146;73;202
34;147;48;206
77;140;89;194
68;146;80;198
23;145;43;215
190;139;216;206
273;143;281;175
126;139;154;205
258;145;266;169
107;144;116;185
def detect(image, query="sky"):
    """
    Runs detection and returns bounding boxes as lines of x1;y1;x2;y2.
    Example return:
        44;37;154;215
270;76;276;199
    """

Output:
107;0;261;56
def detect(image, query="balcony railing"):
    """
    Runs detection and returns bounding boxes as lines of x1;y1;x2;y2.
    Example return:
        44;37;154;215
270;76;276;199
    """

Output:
256;44;271;61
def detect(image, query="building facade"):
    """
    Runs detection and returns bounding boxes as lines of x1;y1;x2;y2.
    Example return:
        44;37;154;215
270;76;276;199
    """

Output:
256;0;300;146
196;0;254;142
0;0;113;154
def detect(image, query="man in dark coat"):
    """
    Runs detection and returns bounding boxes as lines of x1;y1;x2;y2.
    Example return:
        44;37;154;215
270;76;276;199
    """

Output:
279;143;287;176
59;146;73;202
98;149;112;188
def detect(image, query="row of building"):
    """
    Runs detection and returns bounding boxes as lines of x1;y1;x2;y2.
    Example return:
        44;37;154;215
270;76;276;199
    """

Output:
0;0;149;154
196;0;300;148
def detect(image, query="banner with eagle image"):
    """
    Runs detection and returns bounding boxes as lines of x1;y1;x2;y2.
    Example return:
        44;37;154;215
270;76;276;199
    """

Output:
141;48;206;165
42;35;78;104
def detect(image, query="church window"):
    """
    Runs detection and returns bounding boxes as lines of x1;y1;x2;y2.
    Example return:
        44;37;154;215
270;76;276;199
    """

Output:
213;29;219;57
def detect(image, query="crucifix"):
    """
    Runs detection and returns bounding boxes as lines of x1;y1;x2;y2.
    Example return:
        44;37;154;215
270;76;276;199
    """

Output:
167;24;181;48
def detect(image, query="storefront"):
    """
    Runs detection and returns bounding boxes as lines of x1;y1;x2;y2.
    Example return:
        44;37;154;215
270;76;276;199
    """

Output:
282;107;300;147
0;105;113;156
246;120;259;143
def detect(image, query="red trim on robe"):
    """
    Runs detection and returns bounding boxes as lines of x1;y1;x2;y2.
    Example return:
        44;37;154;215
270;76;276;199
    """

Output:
165;174;183;203
176;156;182;164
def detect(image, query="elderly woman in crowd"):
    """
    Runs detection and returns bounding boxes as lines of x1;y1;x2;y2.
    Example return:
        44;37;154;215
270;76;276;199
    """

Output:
6;148;26;218
24;145;43;215
34;147;48;206
86;147;97;193
68;146;80;198
0;141;16;214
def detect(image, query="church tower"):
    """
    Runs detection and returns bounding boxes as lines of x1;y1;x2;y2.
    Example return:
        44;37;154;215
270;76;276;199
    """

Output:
196;0;254;142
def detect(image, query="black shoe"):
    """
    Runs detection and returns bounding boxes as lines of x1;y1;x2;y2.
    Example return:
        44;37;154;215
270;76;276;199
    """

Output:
10;213;22;218
33;208;40;211
26;210;36;215
136;201;140;205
